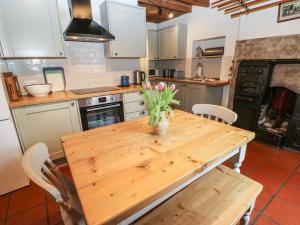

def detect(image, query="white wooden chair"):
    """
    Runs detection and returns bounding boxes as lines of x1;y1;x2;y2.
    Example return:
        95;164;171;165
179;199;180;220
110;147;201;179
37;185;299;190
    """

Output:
192;104;238;125
21;143;86;225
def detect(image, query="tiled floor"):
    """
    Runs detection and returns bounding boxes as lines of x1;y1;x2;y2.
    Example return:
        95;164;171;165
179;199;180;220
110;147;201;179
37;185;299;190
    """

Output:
0;141;300;225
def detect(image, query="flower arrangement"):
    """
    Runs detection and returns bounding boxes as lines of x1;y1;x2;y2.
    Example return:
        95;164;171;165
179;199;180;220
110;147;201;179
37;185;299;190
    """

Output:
141;81;180;135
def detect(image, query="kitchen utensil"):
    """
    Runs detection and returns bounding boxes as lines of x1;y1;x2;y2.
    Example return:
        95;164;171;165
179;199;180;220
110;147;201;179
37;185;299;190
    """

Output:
24;84;52;97
3;72;22;101
121;75;130;87
133;70;146;85
202;47;224;57
43;67;65;92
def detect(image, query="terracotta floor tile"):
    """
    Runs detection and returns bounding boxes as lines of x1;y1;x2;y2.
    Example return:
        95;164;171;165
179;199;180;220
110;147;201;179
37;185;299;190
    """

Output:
254;214;278;225
264;197;300;225
277;180;300;208
253;160;293;182
0;194;9;220
47;199;62;225
8;182;46;216
288;170;300;186
59;165;73;181
0;220;4;225
255;189;273;210
249;209;259;224
6;205;47;225
248;169;283;194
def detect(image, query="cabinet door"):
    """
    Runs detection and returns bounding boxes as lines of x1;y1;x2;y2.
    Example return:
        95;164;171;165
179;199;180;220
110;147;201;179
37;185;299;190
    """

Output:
286;119;300;151
0;0;64;57
233;101;260;131
186;84;205;113
174;83;187;111
158;29;167;59
13;101;81;159
147;30;157;60
166;26;178;59
108;2;146;58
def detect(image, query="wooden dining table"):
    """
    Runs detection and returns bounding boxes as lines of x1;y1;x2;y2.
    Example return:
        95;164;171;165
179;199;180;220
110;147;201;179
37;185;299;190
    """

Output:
61;110;255;225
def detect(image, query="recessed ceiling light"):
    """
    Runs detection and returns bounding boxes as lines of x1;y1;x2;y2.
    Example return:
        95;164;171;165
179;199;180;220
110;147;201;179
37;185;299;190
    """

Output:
168;11;174;18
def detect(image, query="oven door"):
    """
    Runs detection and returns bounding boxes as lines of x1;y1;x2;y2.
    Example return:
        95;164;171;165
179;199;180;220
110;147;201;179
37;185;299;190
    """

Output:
80;102;124;131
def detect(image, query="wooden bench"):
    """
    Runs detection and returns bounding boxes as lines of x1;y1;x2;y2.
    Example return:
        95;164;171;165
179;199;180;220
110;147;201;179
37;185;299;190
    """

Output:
133;165;262;225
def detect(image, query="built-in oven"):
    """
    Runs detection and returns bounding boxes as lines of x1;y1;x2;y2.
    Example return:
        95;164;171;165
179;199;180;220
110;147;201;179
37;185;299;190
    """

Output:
78;94;124;131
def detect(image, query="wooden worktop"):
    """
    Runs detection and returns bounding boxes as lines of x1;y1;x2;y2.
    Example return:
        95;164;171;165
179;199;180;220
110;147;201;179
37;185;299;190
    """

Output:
62;110;255;225
9;85;141;108
149;76;230;87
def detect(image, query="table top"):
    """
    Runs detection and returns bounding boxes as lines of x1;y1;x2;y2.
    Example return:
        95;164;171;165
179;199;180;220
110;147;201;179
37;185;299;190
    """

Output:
62;110;255;225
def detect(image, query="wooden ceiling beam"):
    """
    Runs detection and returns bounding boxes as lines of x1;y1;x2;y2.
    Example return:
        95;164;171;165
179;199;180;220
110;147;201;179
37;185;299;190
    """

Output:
176;0;210;7
231;0;291;18
225;0;269;14
138;0;192;13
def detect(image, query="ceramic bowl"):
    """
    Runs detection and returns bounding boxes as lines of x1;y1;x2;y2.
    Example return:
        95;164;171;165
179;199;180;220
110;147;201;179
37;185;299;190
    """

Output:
24;84;52;97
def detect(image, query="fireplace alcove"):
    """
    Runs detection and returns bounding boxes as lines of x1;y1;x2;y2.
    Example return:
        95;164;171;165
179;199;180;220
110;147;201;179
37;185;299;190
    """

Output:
233;59;300;151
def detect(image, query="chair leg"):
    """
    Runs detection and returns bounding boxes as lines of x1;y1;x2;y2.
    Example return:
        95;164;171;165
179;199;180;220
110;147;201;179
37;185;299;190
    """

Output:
241;201;255;225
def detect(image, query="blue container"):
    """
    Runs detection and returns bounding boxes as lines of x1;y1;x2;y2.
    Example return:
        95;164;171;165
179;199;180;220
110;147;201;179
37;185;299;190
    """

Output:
121;75;130;87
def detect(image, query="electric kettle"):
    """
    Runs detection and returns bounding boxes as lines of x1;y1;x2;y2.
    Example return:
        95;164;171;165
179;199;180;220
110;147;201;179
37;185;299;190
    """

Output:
133;70;146;85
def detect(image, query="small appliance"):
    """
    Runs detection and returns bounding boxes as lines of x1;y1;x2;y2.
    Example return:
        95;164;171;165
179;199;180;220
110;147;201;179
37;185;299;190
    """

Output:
133;70;146;85
149;69;159;76
121;75;130;87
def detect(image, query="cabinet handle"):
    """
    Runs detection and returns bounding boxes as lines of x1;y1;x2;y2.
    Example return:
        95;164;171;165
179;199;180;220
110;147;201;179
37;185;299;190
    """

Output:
114;52;118;56
59;52;63;56
140;111;145;115
71;102;75;107
140;101;145;106
139;91;143;95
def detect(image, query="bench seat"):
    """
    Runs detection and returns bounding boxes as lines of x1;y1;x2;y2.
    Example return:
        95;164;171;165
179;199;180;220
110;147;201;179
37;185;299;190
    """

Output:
133;165;263;225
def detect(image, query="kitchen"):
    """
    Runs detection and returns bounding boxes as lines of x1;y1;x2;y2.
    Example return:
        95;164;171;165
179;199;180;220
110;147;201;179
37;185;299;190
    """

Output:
0;0;300;225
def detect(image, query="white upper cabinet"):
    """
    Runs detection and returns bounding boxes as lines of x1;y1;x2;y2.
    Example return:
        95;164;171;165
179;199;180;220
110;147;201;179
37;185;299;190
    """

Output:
0;0;64;58
147;30;158;60
100;0;146;58
157;24;187;60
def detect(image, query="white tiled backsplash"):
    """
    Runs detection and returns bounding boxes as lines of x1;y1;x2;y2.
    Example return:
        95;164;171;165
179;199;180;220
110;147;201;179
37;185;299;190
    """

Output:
5;42;141;94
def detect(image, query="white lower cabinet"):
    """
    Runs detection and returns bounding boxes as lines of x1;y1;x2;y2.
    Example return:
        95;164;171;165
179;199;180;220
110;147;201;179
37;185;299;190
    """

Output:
12;100;81;160
161;81;223;113
123;91;146;121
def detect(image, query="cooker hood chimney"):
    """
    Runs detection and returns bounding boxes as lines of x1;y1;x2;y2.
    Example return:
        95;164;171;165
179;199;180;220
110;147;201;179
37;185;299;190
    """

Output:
64;0;115;42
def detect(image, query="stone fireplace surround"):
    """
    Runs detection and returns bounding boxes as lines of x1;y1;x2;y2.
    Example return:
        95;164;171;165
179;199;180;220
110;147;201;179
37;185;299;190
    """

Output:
228;34;300;109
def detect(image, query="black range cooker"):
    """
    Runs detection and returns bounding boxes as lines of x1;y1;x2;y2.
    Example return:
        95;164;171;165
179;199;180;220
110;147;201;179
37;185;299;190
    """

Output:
233;60;273;131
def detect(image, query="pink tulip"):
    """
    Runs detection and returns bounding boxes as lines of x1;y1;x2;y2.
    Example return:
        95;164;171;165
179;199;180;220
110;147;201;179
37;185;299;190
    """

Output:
158;82;165;91
170;84;176;91
144;82;151;90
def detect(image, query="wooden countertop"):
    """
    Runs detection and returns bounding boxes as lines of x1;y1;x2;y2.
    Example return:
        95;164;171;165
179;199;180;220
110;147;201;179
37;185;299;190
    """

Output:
62;110;255;225
9;85;141;108
149;76;230;87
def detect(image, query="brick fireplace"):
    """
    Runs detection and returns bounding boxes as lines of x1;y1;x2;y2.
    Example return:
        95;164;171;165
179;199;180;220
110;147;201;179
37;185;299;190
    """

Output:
229;34;300;151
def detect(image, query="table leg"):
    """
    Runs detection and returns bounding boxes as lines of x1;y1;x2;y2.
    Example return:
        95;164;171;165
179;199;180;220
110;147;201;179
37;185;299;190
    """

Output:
241;201;255;225
231;144;247;173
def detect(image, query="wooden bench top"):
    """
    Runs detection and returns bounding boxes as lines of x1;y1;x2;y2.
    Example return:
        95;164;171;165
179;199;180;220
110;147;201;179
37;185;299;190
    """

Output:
62;110;255;225
134;165;263;225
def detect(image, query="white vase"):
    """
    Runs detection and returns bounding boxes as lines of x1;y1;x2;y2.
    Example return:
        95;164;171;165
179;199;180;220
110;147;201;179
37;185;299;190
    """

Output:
153;111;169;136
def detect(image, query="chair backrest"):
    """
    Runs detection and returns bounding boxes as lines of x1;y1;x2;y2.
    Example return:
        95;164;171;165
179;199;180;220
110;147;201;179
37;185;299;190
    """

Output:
21;143;63;202
192;104;237;125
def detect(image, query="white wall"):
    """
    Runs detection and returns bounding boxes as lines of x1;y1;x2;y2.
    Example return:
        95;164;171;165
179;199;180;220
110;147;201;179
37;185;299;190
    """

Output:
239;6;300;40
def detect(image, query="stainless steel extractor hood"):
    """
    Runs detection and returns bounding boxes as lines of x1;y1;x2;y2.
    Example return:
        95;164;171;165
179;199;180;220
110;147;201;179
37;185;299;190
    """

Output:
64;0;115;42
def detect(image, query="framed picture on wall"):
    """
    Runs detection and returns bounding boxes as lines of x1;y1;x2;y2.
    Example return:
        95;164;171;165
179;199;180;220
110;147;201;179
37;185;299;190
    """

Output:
278;0;300;23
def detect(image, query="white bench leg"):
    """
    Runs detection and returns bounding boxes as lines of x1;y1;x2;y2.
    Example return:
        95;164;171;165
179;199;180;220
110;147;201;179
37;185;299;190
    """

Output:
241;201;255;225
231;144;247;173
